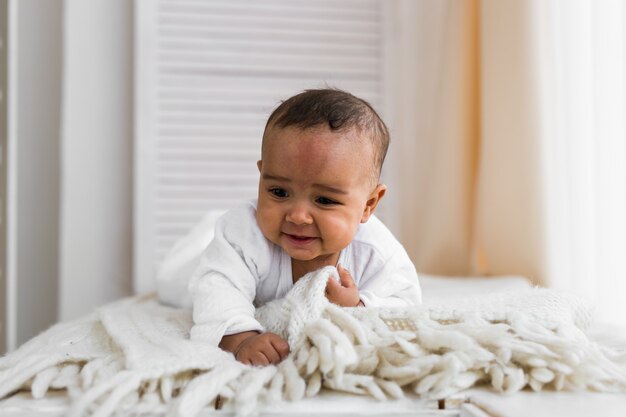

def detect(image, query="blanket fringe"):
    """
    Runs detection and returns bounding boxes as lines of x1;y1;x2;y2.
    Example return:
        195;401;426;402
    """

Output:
170;365;242;417
2;286;626;417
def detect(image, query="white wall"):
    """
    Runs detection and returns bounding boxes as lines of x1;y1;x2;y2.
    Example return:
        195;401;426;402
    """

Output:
59;0;134;320
0;0;8;352
6;0;63;350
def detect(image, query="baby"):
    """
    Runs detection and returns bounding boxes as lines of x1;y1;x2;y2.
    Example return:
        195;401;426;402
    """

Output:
188;89;421;366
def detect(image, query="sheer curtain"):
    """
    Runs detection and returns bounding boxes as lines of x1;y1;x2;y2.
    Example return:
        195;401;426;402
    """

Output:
539;0;626;325
393;0;626;325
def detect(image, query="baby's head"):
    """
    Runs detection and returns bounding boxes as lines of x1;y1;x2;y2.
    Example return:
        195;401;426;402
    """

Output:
262;88;389;186
256;89;390;271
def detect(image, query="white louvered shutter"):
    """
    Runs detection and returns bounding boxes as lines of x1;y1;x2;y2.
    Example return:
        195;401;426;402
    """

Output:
134;0;393;293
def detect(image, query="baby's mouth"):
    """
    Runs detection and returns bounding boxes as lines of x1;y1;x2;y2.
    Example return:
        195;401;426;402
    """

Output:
284;233;317;244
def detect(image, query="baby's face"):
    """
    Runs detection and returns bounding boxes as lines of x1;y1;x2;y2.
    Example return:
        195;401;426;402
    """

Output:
256;125;384;270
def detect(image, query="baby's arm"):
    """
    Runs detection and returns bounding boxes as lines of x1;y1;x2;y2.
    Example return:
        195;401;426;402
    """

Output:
220;331;289;366
325;264;365;307
358;253;422;307
190;264;291;365
189;203;292;365
191;268;291;366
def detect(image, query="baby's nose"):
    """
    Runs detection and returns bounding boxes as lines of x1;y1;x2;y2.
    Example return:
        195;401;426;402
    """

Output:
286;202;313;225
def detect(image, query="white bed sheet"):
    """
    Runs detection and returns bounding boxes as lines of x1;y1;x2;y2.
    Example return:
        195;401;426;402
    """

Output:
0;389;461;417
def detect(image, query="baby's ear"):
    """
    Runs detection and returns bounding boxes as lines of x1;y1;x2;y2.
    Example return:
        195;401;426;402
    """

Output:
361;184;387;223
257;160;262;173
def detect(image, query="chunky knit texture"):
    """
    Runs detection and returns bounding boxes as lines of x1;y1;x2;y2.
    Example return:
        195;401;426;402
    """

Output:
1;267;625;417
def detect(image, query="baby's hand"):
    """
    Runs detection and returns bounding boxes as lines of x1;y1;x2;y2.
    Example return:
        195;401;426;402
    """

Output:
325;265;364;307
233;332;290;366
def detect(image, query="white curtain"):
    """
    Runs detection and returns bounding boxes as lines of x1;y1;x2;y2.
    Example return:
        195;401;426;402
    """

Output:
478;0;626;325
393;0;626;326
538;0;626;325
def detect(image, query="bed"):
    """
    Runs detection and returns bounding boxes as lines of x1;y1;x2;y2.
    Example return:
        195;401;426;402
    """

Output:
1;271;625;417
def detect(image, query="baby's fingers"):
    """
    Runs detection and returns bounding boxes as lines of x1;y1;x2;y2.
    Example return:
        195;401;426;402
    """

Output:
326;275;341;296
237;349;267;366
337;264;355;288
269;335;290;360
259;345;280;365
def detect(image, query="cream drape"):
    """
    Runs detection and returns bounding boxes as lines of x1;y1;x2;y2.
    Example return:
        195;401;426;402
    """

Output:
390;0;481;277
391;0;626;325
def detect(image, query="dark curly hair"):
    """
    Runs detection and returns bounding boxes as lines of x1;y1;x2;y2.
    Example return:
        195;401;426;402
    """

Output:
262;88;389;183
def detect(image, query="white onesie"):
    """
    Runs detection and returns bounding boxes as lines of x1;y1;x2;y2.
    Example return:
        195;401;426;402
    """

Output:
188;200;422;345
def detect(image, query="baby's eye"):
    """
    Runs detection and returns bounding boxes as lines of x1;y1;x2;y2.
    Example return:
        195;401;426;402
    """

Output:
316;197;338;206
269;188;288;198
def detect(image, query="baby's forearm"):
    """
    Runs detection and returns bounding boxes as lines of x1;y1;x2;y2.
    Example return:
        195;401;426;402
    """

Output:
218;330;260;354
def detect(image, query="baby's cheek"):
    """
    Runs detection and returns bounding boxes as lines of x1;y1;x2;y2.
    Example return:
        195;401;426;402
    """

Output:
322;215;359;247
257;208;278;238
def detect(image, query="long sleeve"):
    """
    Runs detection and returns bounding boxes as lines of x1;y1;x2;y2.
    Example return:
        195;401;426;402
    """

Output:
188;203;272;346
156;210;226;309
346;215;422;308
358;250;422;307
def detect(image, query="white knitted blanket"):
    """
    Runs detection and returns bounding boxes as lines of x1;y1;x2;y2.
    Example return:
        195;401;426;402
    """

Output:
1;267;625;417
